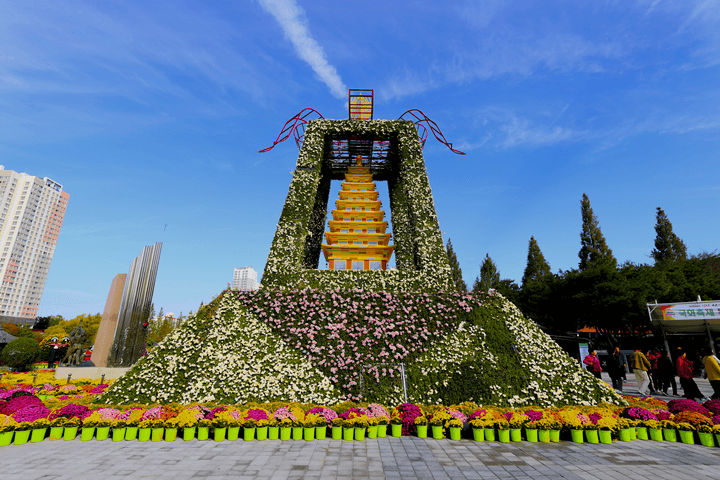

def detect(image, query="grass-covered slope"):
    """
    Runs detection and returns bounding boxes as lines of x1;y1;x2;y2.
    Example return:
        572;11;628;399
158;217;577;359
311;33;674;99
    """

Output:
102;288;622;407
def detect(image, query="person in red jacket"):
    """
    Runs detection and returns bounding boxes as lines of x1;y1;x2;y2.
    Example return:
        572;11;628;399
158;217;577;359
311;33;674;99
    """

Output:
647;348;662;393
583;349;602;379
676;348;705;401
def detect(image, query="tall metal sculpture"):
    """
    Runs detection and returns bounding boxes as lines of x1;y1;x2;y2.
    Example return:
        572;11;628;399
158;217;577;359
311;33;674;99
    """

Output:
107;242;162;366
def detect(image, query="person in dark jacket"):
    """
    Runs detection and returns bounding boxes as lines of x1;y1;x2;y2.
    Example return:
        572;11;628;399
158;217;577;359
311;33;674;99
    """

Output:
657;349;677;396
607;347;626;392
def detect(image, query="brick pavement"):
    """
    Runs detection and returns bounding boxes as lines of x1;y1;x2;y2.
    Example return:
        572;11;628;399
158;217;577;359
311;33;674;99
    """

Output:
2;435;720;480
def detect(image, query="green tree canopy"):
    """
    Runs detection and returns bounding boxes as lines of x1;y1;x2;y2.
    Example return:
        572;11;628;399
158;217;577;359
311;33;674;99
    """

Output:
651;207;687;264
473;254;500;293
445;238;467;293
578;193;616;271
521;236;552;288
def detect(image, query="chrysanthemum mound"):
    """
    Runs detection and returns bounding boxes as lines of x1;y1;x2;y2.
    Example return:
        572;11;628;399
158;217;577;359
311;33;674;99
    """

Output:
101;288;622;407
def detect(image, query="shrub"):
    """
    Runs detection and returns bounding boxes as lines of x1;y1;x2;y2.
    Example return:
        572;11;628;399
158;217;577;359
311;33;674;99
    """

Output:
0;338;40;371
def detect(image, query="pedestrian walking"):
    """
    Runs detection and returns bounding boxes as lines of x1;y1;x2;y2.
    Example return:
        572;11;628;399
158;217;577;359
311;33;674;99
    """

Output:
648;348;662;392
657;349;678;396
677;348;707;401
702;347;720;400
583;349;603;379
608;347;627;393
631;348;652;396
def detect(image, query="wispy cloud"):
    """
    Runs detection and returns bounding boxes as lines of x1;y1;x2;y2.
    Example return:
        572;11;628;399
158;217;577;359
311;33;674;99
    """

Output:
258;0;346;98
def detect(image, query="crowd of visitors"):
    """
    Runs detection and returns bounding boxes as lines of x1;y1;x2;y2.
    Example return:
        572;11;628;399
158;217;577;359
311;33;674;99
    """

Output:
583;344;720;402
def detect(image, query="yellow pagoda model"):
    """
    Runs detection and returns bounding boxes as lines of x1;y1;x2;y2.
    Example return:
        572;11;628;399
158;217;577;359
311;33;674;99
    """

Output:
322;156;394;270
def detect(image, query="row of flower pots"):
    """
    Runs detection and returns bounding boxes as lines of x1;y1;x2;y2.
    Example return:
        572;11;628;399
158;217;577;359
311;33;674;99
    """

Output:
2;424;719;448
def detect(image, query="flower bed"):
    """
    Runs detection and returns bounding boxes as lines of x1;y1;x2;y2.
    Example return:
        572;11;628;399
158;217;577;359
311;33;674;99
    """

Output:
99;289;620;407
1;393;718;449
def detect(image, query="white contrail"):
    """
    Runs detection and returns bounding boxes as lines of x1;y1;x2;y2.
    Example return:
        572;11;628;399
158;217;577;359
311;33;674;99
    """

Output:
258;0;347;98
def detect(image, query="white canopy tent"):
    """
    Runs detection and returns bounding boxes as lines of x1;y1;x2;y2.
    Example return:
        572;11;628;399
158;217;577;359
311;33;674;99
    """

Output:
647;299;720;355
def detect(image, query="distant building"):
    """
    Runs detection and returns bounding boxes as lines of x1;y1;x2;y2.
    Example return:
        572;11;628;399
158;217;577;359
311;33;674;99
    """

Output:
233;267;258;291
0;166;69;325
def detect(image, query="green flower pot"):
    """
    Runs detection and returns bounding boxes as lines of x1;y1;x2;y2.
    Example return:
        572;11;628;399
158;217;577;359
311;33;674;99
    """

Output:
355;427;365;441
663;428;677;442
331;426;341;440
268;426;279;440
377;425;387;438
649;427;663;441
280;427;291;441
679;430;694;444
630;427;637;440
198;426;209;441
292;427;303;441
96;426;110;441
599;430;612;444
244;427;256;441
550;430;561;442
619;428;632;442
510;428;522;442
571;429;584;443
151;427;164;442
14;430;30;445
0;432;13;447
525;428;538;443
416;425;428;438
31;428;47;443
498;429;510;443
539;430;550;443
125;426;138;441
449;427;462;441
257;426;268;441
113;428;126;442
585;430;599;444
304;427;315;441
637;427;648;440
431;425;443;439
183;427;196;441
316;426;327;440
63;426;78;441
484;428;496;441
49;427;63;441
214;427;226;442
472;428;484;442
391;424;402;437
343;427;354;441
165;428;177;441
81;427;95;441
228;426;240;441
716;433;720;447
366;425;376;439
138;427;151;442
698;432;714;447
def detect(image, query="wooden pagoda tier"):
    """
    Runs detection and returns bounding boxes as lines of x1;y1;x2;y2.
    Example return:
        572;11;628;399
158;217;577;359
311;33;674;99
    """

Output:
322;160;394;271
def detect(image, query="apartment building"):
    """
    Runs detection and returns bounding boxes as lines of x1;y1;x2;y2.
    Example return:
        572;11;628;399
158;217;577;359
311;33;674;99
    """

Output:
0;166;69;324
232;266;258;291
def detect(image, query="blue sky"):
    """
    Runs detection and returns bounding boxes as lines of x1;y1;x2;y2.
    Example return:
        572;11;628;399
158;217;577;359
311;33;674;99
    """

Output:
2;0;719;318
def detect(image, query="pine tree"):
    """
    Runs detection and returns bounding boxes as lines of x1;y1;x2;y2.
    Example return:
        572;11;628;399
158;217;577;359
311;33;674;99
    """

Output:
156;307;164;321
446;238;468;293
521;236;551;288
651;207;687;264
474;253;500;292
578;193;616;271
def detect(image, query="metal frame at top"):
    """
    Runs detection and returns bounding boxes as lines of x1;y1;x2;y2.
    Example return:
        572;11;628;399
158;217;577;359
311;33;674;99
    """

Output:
349;89;373;120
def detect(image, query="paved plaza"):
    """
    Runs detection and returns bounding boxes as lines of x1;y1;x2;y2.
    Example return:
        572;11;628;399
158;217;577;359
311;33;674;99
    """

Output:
2;433;720;480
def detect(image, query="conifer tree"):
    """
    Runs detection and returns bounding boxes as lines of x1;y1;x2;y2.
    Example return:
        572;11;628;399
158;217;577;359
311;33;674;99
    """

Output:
473;253;500;292
446;238;468;293
578;193;616;271
521;236;552;288
651;207;687;264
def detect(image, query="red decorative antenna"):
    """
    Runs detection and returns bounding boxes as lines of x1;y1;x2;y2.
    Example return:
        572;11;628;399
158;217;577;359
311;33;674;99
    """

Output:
399;109;466;155
259;108;324;153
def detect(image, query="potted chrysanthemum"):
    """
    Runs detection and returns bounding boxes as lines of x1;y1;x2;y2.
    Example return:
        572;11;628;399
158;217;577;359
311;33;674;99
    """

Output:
414;416;428;439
